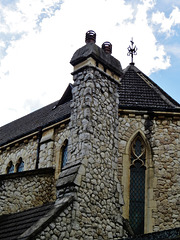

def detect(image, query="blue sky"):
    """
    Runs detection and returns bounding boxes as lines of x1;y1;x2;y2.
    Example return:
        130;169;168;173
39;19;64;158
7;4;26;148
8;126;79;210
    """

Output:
0;0;180;126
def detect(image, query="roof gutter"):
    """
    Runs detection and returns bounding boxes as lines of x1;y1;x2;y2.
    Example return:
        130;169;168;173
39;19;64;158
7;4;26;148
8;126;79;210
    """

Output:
119;108;180;118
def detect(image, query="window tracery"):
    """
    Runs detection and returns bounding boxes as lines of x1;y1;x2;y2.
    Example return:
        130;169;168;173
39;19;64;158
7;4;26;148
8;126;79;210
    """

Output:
122;131;154;234
129;136;146;235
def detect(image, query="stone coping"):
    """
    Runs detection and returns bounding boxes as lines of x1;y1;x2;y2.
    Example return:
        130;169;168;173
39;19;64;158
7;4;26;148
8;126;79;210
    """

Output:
70;42;123;76
0;167;55;180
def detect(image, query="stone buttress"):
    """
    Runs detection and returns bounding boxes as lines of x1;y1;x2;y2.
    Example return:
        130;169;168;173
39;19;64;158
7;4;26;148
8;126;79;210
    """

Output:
56;31;126;239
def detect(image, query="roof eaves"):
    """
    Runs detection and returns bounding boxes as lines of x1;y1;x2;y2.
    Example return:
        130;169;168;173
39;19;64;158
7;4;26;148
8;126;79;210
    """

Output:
119;105;180;113
0;100;71;148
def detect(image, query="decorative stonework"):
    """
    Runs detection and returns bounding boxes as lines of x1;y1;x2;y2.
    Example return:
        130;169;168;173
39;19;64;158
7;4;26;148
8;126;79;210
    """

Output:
118;113;180;233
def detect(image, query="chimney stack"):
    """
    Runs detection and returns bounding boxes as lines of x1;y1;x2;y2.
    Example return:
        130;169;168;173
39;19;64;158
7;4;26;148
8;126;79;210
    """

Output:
85;30;96;44
102;41;112;54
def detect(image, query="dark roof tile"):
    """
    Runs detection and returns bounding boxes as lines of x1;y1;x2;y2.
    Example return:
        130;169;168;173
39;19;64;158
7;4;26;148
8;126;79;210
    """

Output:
0;85;72;147
0;203;54;240
1;65;180;148
119;65;180;111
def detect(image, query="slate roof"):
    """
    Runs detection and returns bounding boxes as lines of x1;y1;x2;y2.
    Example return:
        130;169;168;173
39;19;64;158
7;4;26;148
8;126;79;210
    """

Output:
0;84;72;147
0;194;74;240
0;203;54;240
119;64;180;111
0;63;180;147
18;195;74;240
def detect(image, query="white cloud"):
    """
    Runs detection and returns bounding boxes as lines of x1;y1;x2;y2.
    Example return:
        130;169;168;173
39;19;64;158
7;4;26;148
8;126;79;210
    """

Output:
166;44;180;58
0;40;5;48
0;0;173;126
111;0;170;74
0;0;62;34
152;6;180;36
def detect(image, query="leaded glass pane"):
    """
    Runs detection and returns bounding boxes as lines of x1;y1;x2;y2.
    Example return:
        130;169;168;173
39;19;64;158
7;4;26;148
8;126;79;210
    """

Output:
7;163;14;174
134;139;142;156
129;160;145;235
62;144;68;168
17;161;24;172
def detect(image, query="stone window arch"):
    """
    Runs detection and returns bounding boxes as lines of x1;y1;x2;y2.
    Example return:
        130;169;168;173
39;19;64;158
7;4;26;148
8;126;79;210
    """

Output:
16;157;24;172
122;130;154;234
61;140;68;168
55;139;68;179
129;135;146;234
6;161;14;174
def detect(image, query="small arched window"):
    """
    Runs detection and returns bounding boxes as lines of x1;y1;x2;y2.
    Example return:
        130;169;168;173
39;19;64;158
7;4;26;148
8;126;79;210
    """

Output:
129;136;146;235
7;161;14;174
61;141;68;168
16;158;24;172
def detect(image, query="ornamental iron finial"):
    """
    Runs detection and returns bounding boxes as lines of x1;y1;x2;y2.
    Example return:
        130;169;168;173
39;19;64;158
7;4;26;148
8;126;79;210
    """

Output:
127;38;137;65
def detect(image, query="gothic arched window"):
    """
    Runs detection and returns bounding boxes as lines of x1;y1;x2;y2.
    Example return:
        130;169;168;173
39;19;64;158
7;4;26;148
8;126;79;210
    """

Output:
7;161;14;174
61;141;68;168
129;136;146;235
16;158;24;172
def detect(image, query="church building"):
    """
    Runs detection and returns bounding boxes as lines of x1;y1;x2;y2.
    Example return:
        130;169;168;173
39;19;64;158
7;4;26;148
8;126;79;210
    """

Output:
0;30;179;240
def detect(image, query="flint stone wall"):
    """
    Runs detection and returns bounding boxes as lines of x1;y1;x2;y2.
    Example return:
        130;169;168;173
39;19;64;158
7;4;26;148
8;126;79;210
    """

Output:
118;114;180;232
0;168;56;215
0;122;70;173
0;138;38;174
35;204;74;240
69;68;125;239
34;67;126;240
0;118;70;216
38;126;70;170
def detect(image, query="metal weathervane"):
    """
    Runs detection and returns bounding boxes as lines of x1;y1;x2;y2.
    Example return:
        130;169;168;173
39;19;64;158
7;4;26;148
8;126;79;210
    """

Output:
127;38;137;65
